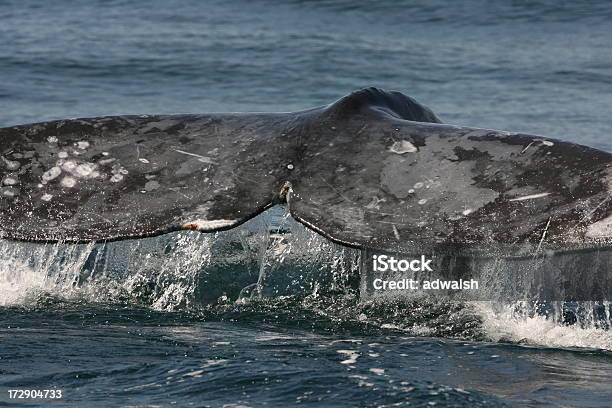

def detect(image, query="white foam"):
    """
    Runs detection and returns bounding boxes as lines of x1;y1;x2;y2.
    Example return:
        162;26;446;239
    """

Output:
476;302;612;351
337;349;360;365
0;259;47;306
0;233;209;311
0;242;94;306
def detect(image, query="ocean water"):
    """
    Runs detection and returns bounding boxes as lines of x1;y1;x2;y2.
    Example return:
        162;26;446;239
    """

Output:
1;1;612;407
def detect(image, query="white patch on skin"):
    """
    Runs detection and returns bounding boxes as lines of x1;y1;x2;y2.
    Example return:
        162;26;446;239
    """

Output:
48;136;58;143
58;151;69;159
61;161;77;172
42;166;62;182
2;157;20;170
1;188;17;197
74;163;96;177
61;177;77;188
392;225;400;240
182;219;237;231
172;148;215;164
462;209;473;216
41;193;53;202
390;140;418;154
139;158;150;164
144;180;160;191
585;215;612;239
520;142;534;154
102;152;109;156
76;141;90;150
109;165;128;182
2;177;17;186
418;199;428;205
538;139;554;147
509;192;551;202
408;189;415;194
366;196;385;210
98;158;115;165
287;164;294;170
522;139;554;154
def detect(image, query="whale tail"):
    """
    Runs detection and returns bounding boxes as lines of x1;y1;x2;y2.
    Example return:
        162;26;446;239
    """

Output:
1;88;611;261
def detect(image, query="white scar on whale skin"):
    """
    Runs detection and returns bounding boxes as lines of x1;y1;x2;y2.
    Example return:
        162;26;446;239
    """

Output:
42;166;62;182
392;225;400;240
61;176;77;188
585;214;612;239
389;140;418;154
2;157;21;170
2;177;17;186
509;192;551;202
182;219;237;231
171;148;215;164
521;139;555;154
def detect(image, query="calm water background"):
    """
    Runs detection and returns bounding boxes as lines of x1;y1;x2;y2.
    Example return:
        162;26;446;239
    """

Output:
1;1;612;407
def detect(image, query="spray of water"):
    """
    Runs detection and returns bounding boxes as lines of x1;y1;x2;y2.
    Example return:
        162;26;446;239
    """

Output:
0;206;610;350
476;301;612;350
0;234;209;310
0;207;357;310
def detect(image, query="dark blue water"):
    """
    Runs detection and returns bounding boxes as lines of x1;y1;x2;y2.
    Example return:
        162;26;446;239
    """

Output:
1;1;612;407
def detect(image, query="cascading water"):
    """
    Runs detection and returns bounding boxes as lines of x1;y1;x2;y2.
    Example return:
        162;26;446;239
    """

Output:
0;206;359;310
0;206;610;350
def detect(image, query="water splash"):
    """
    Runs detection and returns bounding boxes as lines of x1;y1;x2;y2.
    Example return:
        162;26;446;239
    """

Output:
0;240;96;306
0;206;610;350
0;206;358;311
476;301;612;350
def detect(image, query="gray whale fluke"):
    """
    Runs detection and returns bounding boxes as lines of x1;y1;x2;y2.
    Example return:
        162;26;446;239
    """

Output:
1;87;611;256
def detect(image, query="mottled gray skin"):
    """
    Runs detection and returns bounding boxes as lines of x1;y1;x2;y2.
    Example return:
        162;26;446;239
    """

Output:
1;88;611;256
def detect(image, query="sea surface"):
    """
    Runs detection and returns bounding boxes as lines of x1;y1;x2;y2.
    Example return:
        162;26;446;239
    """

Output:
1;1;612;407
